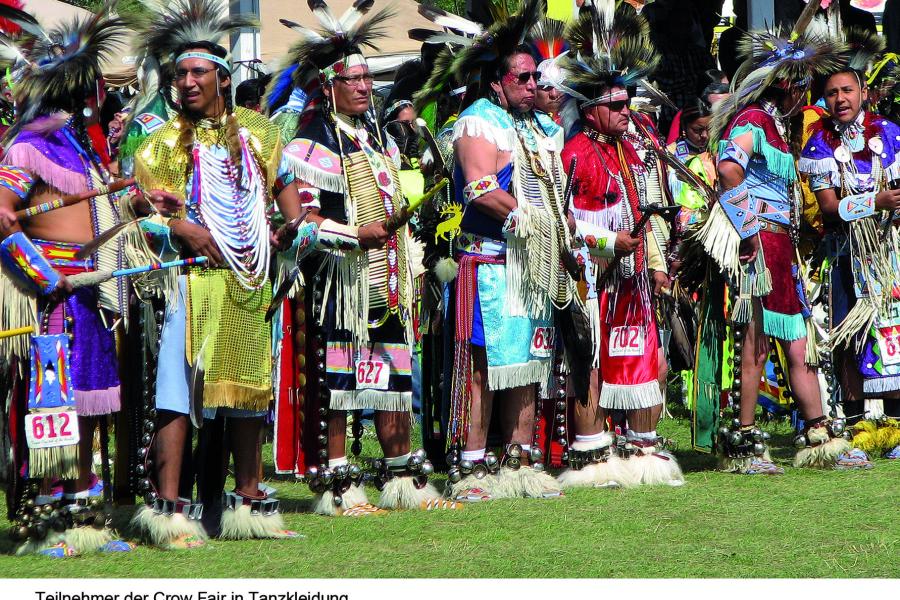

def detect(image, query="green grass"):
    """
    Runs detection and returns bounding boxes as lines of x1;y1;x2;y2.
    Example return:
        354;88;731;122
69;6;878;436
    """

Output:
0;415;897;578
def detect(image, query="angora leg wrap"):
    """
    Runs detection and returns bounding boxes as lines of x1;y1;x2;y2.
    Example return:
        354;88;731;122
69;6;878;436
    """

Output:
446;472;514;500
219;505;290;540
794;437;852;469
505;466;563;498
377;476;442;510
63;526;115;553
627;451;685;486
558;455;638;488
312;483;369;516
15;532;67;556
131;505;208;549
719;449;772;473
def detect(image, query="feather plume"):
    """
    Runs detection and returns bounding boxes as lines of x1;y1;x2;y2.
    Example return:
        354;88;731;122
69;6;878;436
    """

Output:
0;2;49;41
339;0;375;32
844;27;885;72
308;0;343;33
530;17;566;61
417;5;483;36
791;0;822;40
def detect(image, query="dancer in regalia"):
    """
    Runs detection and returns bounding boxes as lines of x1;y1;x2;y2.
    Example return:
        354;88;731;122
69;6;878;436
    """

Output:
554;1;683;488
274;0;457;515
0;1;134;555
697;4;868;472
440;0;576;501
799;28;895;463
130;0;305;547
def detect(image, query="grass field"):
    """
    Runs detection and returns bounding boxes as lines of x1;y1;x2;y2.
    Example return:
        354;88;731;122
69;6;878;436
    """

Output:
0;414;897;578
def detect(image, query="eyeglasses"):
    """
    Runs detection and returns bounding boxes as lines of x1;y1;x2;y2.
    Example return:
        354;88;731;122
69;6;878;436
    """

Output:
175;67;216;81
334;74;374;88
504;71;541;85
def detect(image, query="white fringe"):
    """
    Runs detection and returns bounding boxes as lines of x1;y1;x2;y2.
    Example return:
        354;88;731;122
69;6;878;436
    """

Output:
130;505;207;549
863;374;900;394
282;152;346;194
486;361;550;392
718;449;772;473
557;455;636;489
504;466;563;498
447;472;517;500
220;505;292;540
313;484;369;516
328;390;412;412
599;381;663;410
15;532;66;556
797;156;840;189
693;202;742;281
451;116;516;152
0;272;37;370
317;251;370;346
63;525;115;553
377;476;442;510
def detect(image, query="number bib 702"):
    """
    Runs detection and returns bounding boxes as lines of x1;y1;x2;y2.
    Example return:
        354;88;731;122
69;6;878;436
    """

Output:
25;410;80;449
609;325;645;357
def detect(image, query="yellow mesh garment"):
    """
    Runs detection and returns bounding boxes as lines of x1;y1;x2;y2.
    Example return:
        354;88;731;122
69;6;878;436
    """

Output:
133;106;283;206
186;267;272;411
344;150;409;316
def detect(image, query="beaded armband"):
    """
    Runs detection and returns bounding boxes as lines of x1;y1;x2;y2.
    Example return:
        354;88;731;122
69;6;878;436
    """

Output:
316;218;361;251
0;166;35;202
272;172;297;198
838;192;876;222
463;175;500;203
297;186;322;210
718;181;760;239
0;231;61;296
575;220;618;258
720;140;750;170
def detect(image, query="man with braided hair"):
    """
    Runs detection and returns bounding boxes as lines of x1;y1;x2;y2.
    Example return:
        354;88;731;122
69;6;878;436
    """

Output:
130;0;313;546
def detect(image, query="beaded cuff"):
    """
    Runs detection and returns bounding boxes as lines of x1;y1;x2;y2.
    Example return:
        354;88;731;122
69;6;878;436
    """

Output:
720;140;750;170
718;181;760;239
0;231;61;296
838;192;876;222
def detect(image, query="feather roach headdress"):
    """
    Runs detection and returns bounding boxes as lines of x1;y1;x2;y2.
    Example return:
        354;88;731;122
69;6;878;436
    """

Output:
265;0;395;114
529;17;567;89
409;4;487;114
557;0;658;107
132;0;256;107
708;0;844;146
0;0;128;123
445;0;545;109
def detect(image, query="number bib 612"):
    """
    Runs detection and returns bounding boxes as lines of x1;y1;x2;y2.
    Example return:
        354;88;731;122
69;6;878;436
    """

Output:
25;410;80;449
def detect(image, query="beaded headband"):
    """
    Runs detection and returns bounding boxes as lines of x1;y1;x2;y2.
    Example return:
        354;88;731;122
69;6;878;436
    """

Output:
176;51;230;71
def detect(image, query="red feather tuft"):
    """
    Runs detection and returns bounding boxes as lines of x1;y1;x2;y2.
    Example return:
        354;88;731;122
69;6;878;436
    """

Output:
0;0;23;36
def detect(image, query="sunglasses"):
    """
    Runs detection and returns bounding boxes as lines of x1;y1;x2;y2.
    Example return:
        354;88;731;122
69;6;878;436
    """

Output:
504;71;541;85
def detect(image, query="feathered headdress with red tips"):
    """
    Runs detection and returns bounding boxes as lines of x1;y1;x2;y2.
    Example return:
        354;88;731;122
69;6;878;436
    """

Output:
529;17;567;88
0;0;23;36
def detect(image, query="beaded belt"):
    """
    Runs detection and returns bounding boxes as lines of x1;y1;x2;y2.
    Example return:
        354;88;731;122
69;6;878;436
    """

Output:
758;220;790;235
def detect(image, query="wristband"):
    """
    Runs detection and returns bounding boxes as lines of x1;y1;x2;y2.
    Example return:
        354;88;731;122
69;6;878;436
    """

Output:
0;231;61;296
838;192;876;222
297;186;322;210
501;207;526;239
463;175;500;203
317;218;361;251
718;181;760;239
288;221;319;262
575;219;618;258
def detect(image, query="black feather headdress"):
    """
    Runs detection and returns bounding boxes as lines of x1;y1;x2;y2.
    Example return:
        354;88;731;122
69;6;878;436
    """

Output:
446;0;545;107
0;0;128;123
556;0;658;107
708;0;845;147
